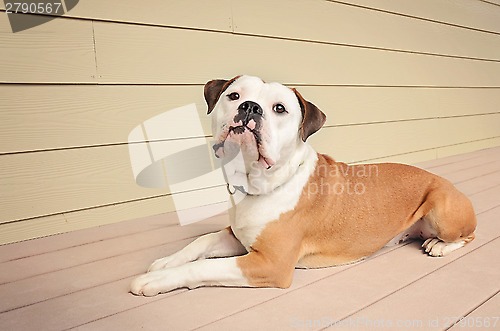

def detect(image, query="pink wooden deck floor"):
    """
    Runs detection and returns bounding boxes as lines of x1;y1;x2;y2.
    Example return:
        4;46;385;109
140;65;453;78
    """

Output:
1;147;499;330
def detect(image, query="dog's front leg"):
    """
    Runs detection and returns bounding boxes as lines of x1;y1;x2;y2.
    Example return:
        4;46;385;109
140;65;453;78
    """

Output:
130;250;296;296
147;227;247;271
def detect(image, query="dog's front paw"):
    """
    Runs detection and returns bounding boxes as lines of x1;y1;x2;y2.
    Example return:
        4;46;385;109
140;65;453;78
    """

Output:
130;270;178;296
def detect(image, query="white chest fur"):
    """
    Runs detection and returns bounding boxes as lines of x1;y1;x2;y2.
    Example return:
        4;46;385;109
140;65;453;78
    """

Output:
229;144;318;251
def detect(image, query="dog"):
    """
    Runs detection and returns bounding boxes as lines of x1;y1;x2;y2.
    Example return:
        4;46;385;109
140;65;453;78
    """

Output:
130;75;476;296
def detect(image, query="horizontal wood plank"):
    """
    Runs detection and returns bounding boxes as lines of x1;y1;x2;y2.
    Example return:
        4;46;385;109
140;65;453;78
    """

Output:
93;21;500;86
0;14;96;83
363;137;500;165
2;84;499;154
0;196;174;245
233;0;500;61
64;0;232;31
344;239;500;329
309;113;500;163
0;208;181;261
0;85;211;154
417;146;500;171
0;143;228;223
448;292;500;330
346;0;500;34
0;0;232;32
420;147;500;176
436;137;500;159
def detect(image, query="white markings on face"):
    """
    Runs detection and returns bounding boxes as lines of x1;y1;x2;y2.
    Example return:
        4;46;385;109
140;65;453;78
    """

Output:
211;76;302;171
209;75;309;196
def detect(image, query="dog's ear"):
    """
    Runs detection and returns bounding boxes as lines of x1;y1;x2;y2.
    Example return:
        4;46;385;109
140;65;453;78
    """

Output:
293;88;327;142
204;76;241;114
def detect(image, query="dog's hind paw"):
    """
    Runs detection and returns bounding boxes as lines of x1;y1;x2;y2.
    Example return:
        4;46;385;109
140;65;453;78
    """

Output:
422;238;465;257
148;256;174;272
148;253;188;272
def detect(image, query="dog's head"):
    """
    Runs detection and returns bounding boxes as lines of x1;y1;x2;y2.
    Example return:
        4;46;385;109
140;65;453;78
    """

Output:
205;75;326;173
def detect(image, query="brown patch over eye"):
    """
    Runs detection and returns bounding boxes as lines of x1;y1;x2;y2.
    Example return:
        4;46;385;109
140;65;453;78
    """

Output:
227;92;240;101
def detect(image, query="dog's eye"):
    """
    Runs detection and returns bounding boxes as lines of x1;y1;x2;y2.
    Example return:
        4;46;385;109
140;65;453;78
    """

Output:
227;92;240;101
273;104;287;114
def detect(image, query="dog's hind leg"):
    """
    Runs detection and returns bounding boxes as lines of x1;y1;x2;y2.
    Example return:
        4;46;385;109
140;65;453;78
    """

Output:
418;183;477;257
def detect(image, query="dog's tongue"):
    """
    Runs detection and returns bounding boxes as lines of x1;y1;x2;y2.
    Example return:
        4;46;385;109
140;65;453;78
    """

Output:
258;155;274;169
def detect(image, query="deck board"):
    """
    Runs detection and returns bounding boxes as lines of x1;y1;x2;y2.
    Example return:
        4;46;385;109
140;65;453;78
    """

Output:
0;147;499;330
448;292;500;330
177;208;500;331
336;238;500;331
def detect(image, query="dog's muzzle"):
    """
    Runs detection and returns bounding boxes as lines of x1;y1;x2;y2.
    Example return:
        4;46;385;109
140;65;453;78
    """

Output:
214;100;274;169
233;101;263;131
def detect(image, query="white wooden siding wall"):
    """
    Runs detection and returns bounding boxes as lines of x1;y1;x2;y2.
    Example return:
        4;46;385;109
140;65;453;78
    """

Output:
0;0;499;245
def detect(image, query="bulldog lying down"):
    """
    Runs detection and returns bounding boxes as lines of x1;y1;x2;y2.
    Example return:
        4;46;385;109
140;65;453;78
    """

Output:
131;75;476;296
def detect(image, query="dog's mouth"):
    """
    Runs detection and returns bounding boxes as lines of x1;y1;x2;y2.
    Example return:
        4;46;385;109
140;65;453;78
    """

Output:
213;123;274;169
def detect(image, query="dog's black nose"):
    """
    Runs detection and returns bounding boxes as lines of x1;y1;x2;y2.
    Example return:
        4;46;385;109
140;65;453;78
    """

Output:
238;101;263;117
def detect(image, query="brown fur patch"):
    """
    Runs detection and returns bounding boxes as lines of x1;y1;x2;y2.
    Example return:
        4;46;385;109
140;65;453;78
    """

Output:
237;153;476;287
204;75;241;114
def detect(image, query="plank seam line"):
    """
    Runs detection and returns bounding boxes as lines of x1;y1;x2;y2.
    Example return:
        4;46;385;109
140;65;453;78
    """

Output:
326;112;500;129
0;272;182;316
422;149;499;171
470;202;500;217
0;230;218;286
454;168;500;185
423;156;493;172
422;156;477;171
0;135;213;156
2;82;500;88
437;158;500;176
1;10;500;63
478;0;500;8
351;136;500;164
0;183;226;227
326;0;500;36
231;31;500;63
318;236;500;331
459;176;500;197
442;289;500;331
64;289;189;331
0;221;171;263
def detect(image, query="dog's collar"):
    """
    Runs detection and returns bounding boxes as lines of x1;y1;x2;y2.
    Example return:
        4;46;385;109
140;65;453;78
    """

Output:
226;160;305;197
227;183;248;195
